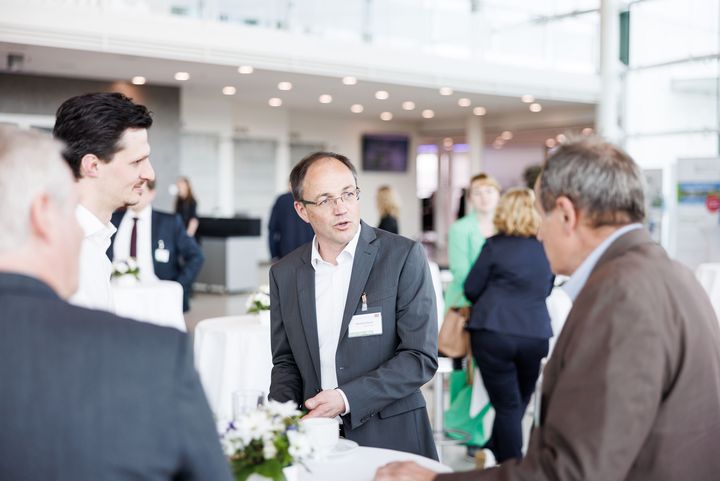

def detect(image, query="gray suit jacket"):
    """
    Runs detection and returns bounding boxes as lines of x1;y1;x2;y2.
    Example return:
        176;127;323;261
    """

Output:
0;273;232;481
438;229;720;481
269;222;439;459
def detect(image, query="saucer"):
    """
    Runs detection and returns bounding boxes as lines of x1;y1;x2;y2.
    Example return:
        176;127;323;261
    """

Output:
327;438;358;457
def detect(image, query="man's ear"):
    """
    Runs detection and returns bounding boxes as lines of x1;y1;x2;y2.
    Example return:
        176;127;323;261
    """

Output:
79;153;101;178
28;193;53;243
294;201;310;224
555;196;578;233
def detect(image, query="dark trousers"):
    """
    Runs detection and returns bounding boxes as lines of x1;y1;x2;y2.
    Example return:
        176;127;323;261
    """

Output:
470;329;548;463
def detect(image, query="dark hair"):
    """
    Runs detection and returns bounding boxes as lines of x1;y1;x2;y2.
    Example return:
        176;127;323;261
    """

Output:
522;164;542;189
53;92;153;179
539;136;645;227
290;151;358;201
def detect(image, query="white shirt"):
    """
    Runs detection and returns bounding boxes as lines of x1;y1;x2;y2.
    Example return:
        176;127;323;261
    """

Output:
113;206;158;283
563;223;644;302
70;204;117;312
311;224;362;414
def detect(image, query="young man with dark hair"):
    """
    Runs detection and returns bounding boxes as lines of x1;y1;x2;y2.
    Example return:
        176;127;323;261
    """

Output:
53;92;155;310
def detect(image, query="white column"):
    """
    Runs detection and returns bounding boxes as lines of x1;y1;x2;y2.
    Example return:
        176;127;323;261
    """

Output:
218;134;235;216
597;0;622;142
465;114;485;174
276;136;291;193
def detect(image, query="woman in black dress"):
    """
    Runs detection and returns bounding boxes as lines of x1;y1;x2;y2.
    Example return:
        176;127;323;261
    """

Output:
376;185;400;234
174;176;199;238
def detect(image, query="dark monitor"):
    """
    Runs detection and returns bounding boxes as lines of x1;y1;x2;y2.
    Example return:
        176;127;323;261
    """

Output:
361;134;409;172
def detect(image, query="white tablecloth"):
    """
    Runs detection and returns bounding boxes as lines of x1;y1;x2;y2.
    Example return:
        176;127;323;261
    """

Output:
111;280;186;332
193;314;272;420
299;446;451;481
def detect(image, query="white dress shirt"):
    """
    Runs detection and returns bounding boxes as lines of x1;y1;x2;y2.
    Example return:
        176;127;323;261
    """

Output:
310;224;362;413
70;204;117;312
113;206;158;283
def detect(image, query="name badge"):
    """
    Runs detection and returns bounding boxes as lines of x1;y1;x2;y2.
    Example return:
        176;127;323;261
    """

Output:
154;239;170;263
348;311;383;338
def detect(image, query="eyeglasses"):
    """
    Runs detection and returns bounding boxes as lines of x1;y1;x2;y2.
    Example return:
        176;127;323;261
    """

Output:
301;188;361;209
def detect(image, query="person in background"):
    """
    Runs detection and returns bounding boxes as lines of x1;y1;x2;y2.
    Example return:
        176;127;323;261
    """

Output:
109;180;204;312
175;176;199;238
53;92;155;311
522;165;542;190
442;173;501;456
268;188;315;261
375;136;720;481
463;188;553;467
0;125;231;481
376;185;400;234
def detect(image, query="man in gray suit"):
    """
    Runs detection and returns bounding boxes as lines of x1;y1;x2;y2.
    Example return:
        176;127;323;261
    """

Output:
0;126;232;481
269;152;438;459
375;137;720;481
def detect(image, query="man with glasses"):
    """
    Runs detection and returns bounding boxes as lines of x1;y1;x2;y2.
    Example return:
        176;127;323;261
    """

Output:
269;152;439;460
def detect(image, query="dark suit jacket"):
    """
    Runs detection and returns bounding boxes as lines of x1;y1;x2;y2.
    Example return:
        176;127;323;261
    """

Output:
269;222;439;459
268;192;314;259
464;235;553;339
0;273;232;481
438;229;720;481
109;209;204;311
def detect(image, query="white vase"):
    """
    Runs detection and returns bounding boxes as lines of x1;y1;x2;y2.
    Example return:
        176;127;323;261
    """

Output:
113;275;138;287
246;465;298;481
257;310;271;326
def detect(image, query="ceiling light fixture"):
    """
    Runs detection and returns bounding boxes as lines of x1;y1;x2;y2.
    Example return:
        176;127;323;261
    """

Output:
350;104;364;113
529;103;542;112
375;90;389;100
556;133;567;143
342;76;357;85
458;98;471;107
268;97;282;107
238;65;254;74
174;72;190;81
500;131;513;141
131;76;146;85
402;101;416;111
278;81;292;91
521;94;535;103
422;109;435;119
545;138;557;148
380;112;393;121
222;86;237;95
582;127;594;136
319;94;333;104
473;106;487;116
439;87;453;96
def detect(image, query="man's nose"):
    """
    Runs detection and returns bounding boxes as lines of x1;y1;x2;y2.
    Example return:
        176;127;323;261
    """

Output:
141;160;155;181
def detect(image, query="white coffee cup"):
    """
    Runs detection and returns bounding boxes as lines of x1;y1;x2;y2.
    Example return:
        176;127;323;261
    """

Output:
300;417;339;459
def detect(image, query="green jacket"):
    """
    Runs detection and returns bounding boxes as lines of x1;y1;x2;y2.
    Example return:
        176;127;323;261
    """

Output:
443;214;486;312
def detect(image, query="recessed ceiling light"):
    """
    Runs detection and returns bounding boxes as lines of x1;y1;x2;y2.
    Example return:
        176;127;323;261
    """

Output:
500;131;513;141
238;65;254;74
342;76;357;85
545;138;557;148
529;103;542;112
521;94;535;103
443;137;454;148
402;101;416;111
222;86;236;96
421;109;435;119
319;94;333;104
458;98;471;107
350;104;364;113
278;81;292;91
131;76;146;85
473;106;487;116
493;141;504;150
380;112;393;121
375;90;389;100
556;133;567;143
582;127;593;136
174;72;190;81
439;87;453;96
268;97;282;107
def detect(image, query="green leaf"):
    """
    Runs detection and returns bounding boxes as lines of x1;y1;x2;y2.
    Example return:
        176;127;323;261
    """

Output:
255;459;284;481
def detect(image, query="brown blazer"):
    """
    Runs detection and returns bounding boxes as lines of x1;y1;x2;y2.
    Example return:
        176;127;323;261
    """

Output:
437;229;720;481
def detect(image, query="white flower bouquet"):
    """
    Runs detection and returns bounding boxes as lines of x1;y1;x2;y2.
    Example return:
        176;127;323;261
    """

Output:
111;258;140;280
219;400;312;481
246;285;271;314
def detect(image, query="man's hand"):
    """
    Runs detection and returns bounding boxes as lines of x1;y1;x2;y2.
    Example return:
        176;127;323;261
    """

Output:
304;389;345;418
374;461;437;481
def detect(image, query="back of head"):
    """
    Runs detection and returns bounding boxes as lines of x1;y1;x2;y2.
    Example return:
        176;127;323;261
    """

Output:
538;136;645;227
0;126;74;253
494;188;540;237
376;185;400;217
290;151;358;201
53;92;153;179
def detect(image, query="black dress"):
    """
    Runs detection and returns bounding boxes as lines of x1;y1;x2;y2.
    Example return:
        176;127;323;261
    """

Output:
378;214;399;234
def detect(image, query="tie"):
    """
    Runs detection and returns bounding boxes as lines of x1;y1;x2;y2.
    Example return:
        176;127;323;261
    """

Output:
129;216;139;258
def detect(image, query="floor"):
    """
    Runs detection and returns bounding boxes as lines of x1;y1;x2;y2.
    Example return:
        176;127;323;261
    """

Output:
185;292;531;472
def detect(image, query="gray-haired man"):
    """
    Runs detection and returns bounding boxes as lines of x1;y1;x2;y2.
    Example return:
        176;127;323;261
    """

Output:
375;137;720;481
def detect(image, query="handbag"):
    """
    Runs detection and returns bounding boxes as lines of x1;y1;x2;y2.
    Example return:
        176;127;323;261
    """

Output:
438;306;470;358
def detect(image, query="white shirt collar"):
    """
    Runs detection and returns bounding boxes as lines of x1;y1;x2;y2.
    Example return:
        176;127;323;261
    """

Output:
563;223;643;302
130;205;153;222
76;204;117;240
311;223;362;269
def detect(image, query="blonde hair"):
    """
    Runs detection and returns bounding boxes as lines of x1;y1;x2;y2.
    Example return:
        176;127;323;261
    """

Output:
469;173;501;193
493;188;540;237
376;185;400;217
